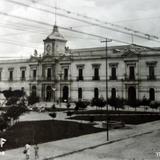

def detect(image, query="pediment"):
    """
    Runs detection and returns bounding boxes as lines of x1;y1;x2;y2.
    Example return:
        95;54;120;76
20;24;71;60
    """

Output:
122;49;139;58
29;56;39;63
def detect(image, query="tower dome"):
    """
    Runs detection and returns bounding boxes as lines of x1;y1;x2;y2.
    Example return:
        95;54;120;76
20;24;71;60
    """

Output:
46;25;66;42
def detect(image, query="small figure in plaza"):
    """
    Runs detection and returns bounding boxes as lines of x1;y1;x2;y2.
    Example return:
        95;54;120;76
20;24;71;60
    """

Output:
24;143;31;160
34;144;39;159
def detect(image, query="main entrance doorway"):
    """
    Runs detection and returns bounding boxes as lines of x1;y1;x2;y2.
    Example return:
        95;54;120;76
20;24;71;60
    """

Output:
46;86;52;101
128;86;136;104
62;86;69;102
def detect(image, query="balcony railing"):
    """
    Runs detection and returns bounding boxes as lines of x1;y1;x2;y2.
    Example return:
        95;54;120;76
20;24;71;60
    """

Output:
21;77;26;81
63;76;68;81
8;78;13;82
109;76;117;80
92;76;100;80
77;76;84;81
147;75;156;80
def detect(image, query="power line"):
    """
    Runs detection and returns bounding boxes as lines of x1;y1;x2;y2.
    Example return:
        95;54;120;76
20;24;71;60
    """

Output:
0;10;159;50
0;21;99;41
27;0;159;40
113;16;160;23
0;11;128;44
4;0;160;42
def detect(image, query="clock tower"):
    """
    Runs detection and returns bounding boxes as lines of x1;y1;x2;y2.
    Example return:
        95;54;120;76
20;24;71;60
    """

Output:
43;25;67;57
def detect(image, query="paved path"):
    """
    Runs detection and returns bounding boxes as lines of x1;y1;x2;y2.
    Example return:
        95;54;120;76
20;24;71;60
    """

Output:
1;120;160;160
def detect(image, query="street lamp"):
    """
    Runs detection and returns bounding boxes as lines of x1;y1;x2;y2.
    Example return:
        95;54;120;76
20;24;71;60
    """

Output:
52;87;56;102
58;71;63;108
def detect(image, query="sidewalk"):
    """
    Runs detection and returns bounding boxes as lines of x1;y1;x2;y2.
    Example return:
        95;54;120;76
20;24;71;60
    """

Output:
1;120;160;160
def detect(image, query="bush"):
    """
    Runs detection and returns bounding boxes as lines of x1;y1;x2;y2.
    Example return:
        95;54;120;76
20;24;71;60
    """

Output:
6;96;19;106
66;111;73;117
126;99;141;110
108;98;124;110
28;95;40;105
150;101;160;110
49;112;57;118
74;100;90;111
5;106;27;120
91;98;106;109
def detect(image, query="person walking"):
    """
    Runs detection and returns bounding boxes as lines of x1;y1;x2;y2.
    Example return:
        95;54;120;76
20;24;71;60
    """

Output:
24;143;31;160
34;144;39;159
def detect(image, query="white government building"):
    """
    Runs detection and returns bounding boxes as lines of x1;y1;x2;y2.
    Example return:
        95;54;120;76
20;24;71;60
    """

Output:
0;25;159;102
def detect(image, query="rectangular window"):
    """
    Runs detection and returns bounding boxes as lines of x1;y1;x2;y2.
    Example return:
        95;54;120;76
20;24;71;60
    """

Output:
33;69;37;80
78;88;82;100
129;66;135;80
111;67;117;80
64;68;68;80
93;68;100;80
78;68;83;80
21;70;25;81
47;68;51;80
9;70;13;81
149;66;155;79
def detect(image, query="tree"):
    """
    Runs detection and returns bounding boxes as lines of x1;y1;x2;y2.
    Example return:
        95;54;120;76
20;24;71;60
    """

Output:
149;101;159;111
142;96;150;111
28;95;40;105
91;98;106;109
127;99;141;111
5;106;27;121
74;100;89;111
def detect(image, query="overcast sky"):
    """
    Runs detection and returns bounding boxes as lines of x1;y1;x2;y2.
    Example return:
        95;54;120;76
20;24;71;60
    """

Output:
0;0;160;58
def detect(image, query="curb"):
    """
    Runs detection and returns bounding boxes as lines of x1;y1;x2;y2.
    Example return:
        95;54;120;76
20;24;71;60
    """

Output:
43;130;153;160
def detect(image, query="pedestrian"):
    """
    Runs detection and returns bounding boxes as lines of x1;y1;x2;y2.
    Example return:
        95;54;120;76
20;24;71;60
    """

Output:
34;144;39;159
24;143;31;160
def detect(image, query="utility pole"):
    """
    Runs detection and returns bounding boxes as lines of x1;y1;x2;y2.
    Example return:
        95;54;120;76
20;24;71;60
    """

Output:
101;38;112;141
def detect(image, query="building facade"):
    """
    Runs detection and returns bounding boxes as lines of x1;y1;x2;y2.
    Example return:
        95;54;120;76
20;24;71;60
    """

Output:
0;25;160;102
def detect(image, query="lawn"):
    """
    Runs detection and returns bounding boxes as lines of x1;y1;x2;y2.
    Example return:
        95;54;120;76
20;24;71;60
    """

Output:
72;110;160;115
0;120;104;150
68;114;160;124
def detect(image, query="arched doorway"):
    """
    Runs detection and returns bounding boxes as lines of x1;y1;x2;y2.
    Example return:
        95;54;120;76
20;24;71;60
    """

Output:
128;86;136;103
46;86;52;101
63;86;69;102
149;88;155;101
111;88;116;99
78;88;82;100
94;88;99;99
31;86;36;96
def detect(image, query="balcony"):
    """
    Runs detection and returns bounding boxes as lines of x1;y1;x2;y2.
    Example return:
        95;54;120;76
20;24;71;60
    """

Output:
147;75;156;80
63;76;68;81
109;76;117;80
92;76;100;81
29;76;37;81
8;78;13;82
77;76;84;81
21;77;26;81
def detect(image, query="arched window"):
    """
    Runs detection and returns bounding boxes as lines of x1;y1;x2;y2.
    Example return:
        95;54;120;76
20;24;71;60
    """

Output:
46;86;52;101
111;88;116;99
31;86;36;96
94;88;99;98
149;88;155;101
78;88;82;100
63;86;69;102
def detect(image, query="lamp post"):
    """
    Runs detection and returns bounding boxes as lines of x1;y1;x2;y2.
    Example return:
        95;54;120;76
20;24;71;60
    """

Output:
52;87;56;102
101;38;112;141
58;71;63;108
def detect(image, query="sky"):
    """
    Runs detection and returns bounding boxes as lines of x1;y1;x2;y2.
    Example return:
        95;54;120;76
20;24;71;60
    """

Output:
0;0;160;58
